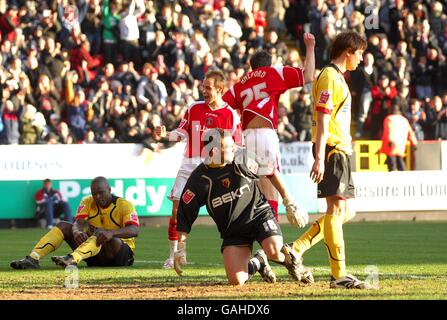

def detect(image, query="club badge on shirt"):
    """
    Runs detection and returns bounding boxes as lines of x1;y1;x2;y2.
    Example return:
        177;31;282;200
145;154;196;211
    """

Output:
182;189;196;204
222;178;231;188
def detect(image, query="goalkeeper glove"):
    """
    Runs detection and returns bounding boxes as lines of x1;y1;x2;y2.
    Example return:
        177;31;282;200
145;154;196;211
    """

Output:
283;197;309;228
174;241;187;276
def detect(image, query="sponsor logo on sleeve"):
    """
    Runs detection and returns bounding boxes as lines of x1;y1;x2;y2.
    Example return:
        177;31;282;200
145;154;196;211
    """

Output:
182;189;196;204
318;90;331;104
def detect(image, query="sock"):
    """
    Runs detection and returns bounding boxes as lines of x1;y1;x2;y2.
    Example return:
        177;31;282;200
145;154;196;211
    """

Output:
292;216;325;256
247;253;265;275
30;226;64;260
71;235;102;264
168;218;178;241
323;214;346;279
168;239;178;259
292;211;355;256
268;200;279;221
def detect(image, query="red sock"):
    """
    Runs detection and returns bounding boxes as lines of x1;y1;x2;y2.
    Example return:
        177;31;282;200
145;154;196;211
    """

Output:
268;200;279;221
168;218;178;241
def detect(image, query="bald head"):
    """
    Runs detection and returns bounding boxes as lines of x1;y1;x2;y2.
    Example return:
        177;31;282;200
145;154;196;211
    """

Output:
91;177;112;208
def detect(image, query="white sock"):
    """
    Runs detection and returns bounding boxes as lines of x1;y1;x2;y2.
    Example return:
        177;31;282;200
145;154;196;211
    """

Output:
169;240;178;259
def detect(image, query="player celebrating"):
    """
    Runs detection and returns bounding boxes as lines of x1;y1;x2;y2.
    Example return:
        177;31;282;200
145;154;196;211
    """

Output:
155;70;242;269
222;34;315;228
287;31;371;289
10;177;139;269
173;129;312;285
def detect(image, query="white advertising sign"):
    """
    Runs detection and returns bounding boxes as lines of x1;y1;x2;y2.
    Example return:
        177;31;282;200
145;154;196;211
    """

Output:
0;143;186;180
318;171;447;212
279;142;313;174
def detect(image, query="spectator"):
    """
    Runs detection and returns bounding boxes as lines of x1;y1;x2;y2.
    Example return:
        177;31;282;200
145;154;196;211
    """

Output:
19;104;44;144
425;96;447;140
102;0;121;64
0;99;19;144
35;178;72;229
119;0;145;67
277;105;298;142
368;74;397;139
380;104;417;172
404;98;426;141
291;90;312;142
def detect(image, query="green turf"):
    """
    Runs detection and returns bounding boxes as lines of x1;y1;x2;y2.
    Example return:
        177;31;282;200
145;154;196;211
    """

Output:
1;221;447;299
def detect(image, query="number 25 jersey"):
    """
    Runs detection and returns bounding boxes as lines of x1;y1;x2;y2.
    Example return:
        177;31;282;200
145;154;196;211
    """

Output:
223;66;304;130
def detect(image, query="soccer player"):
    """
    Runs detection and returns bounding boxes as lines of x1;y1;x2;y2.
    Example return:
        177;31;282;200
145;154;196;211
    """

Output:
222;34;315;227
155;69;242;269
287;31;371;289
10;177;139;269
173;129;313;285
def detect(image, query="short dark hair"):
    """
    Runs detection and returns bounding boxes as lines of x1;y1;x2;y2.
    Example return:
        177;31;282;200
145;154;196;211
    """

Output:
330;31;367;60
249;50;272;70
43;178;51;183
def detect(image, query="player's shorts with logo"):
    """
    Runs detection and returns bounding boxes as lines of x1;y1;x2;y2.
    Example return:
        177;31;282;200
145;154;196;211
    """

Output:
220;209;282;252
312;143;355;199
168;156;203;201
243;128;280;176
85;241;134;267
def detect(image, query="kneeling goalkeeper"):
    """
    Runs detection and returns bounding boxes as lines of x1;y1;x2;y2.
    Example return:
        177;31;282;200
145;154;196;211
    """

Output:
173;128;312;285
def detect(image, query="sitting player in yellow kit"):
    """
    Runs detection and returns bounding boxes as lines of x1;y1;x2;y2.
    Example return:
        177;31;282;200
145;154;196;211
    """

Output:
10;176;139;269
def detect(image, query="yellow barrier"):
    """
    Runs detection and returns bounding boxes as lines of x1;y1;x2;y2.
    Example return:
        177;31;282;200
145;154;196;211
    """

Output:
353;140;411;171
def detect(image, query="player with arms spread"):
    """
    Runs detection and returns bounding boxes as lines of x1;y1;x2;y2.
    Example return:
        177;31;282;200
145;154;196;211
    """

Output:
287;31;371;289
155;69;242;269
173;129;313;285
222;34;315;228
10;176;139;269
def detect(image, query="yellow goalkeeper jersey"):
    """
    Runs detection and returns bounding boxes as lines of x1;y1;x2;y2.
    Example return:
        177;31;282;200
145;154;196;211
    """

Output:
312;64;353;154
74;195;139;251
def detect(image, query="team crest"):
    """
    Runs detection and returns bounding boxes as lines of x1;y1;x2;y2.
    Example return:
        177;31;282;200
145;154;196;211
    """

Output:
222;178;231;188
318;90;331;104
182;189;196;204
205;117;214;127
247;158;259;174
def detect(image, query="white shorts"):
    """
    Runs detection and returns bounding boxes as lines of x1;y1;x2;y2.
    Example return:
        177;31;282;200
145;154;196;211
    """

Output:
243;128;280;176
168;156;203;201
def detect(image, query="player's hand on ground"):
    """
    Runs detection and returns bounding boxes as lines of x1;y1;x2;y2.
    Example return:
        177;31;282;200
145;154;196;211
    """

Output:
73;230;89;246
95;230;114;246
174;241;187;276
155;125;166;138
310;160;325;184
303;32;315;48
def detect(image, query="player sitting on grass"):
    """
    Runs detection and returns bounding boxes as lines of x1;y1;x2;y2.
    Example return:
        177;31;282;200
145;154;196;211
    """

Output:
10;177;139;269
172;128;313;285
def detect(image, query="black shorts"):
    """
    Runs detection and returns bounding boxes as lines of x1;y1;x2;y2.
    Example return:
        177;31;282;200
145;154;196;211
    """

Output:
85;241;134;267
312;144;355;199
220;212;282;253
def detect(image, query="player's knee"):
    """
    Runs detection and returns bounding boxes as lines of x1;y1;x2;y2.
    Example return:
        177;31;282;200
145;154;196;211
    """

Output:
228;275;247;286
55;221;73;235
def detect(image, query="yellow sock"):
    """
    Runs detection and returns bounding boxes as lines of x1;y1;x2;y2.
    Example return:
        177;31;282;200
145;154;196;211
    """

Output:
292;208;355;256
292;216;325;255
30;227;64;260
71;236;102;264
324;214;346;279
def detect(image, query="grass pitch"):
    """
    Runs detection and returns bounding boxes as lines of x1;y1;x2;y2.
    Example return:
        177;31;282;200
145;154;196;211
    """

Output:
0;221;446;300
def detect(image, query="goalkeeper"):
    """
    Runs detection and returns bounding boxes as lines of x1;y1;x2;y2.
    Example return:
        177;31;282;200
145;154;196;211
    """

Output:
10;177;139;269
172;129;311;285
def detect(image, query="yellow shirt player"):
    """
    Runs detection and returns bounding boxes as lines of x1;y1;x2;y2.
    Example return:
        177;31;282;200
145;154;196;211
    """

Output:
286;31;372;289
312;64;353;154
10;177;140;269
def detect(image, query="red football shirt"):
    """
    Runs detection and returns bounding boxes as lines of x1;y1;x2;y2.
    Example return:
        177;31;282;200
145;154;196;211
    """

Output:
223;66;304;129
174;101;242;158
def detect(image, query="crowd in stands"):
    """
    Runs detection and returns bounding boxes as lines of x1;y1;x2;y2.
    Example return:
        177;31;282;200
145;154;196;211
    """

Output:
1;0;447;149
